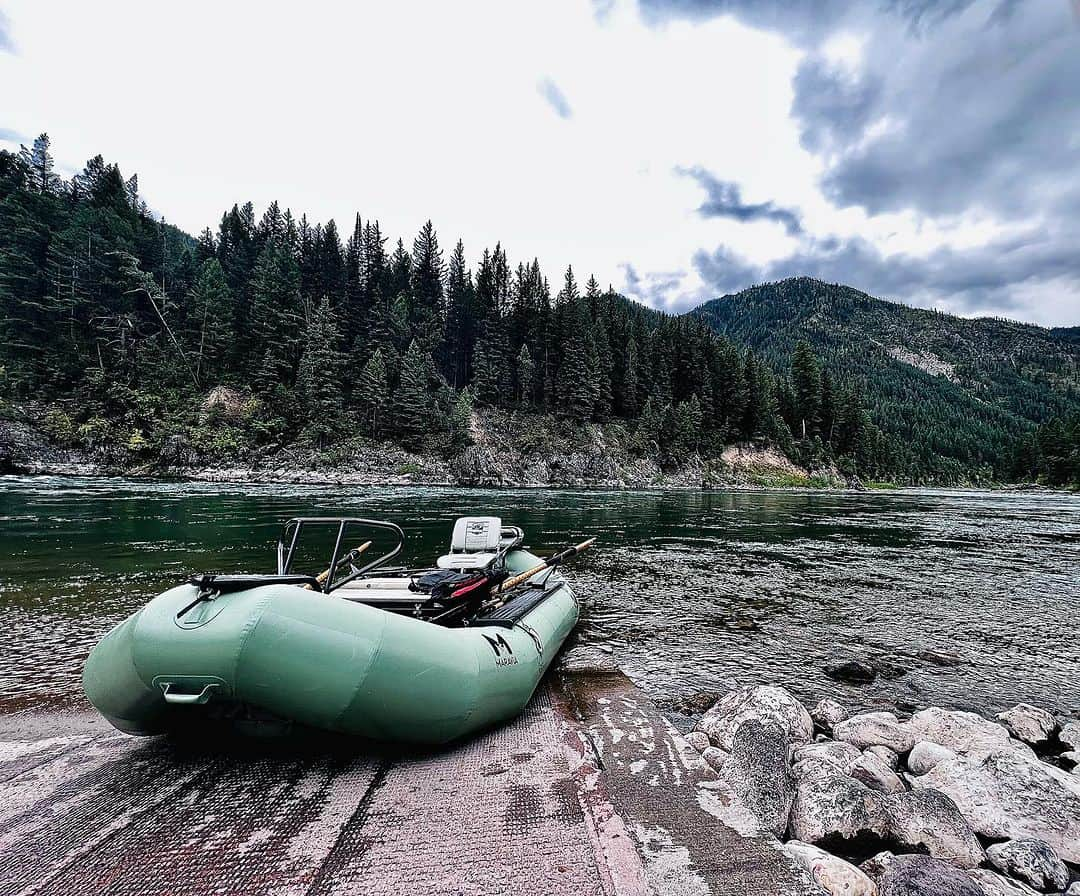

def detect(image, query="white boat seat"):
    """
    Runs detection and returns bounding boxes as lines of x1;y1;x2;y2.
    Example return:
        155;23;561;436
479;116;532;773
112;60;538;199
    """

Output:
436;516;522;571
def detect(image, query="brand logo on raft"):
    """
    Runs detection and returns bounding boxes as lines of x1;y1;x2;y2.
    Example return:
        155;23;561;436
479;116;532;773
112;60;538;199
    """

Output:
482;633;518;666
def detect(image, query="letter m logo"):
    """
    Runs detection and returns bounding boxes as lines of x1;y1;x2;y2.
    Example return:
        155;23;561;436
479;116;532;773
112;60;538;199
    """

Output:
482;633;514;658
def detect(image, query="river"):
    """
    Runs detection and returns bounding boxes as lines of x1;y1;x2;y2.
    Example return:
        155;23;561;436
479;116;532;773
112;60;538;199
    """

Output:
1;476;1077;722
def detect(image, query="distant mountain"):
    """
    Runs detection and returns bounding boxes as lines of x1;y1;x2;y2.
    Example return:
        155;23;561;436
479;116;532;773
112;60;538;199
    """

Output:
690;277;1080;480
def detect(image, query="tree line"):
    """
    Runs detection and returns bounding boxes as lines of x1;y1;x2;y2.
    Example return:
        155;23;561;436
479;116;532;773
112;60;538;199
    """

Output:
1011;416;1080;487
0;136;922;479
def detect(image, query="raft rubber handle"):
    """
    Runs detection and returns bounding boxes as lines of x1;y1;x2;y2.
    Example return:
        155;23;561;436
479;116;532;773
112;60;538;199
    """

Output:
160;683;218;705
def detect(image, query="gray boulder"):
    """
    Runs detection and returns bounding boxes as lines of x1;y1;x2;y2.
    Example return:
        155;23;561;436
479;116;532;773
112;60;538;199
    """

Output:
793;740;862;773
685;730;710;753
867;745;900;770
1060;721;1080;752
789;757;889;843
871;854;984;896
852;751;906;794
908;741;958;776
835;712;916;754
860;851;896;880
719;720;794;837
909;708;1034;757
985;838;1069;892
882;788;985;868
812;698;850;732
826;656;877;683
696;685;813;751
913;747;1080;863
701;746;729;771
782;840;877;896
967;869;1040;896
997;704;1058;748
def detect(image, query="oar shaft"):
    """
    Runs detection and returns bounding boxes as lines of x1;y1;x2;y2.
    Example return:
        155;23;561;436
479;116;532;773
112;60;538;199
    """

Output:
307;541;372;590
493;538;595;593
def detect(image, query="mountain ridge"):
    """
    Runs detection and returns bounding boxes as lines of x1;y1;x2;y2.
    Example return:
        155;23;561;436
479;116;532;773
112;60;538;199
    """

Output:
690;276;1080;480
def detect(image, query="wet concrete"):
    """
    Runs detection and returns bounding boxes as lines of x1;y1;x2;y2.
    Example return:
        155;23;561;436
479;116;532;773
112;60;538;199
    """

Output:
0;673;818;896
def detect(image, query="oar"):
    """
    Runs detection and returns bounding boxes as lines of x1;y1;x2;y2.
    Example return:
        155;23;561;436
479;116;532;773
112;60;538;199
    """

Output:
306;541;372;590
491;537;595;595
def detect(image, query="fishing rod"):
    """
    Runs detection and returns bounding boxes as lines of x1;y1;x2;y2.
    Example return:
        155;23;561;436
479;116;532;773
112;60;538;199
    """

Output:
306;541;372;590
480;537;596;608
494;537;594;593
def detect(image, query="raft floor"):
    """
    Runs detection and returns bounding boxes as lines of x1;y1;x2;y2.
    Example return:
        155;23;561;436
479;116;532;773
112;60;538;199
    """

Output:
0;673;817;896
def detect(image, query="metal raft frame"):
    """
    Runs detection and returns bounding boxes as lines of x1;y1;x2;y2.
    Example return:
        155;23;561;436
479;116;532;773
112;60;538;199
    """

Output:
276;517;405;593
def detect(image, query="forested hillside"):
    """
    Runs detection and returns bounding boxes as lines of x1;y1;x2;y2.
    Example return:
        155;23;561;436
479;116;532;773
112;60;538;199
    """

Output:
0;135;894;483
1;136;1076;487
693;278;1080;484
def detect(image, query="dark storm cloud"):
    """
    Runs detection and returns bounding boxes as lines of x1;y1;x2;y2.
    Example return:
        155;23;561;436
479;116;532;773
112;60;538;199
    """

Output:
618;0;1080;323
790;59;882;155
620;263;692;310
678;166;803;235
688;224;1080;322
620;0;850;42
537;78;573;120
810;4;1080;219
617;0;982;42
0;10;14;53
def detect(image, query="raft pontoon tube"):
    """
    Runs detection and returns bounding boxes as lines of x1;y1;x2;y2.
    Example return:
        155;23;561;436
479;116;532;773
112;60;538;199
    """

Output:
82;517;580;744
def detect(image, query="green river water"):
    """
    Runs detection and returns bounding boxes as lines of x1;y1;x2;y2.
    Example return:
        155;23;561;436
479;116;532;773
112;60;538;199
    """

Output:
1;476;1077;721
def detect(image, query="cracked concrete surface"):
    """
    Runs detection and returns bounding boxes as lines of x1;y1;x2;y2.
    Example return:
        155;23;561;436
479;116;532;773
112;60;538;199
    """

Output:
0;673;819;896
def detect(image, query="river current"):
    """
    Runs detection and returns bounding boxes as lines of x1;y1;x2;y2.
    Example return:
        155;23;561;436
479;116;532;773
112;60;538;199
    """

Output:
1;476;1077;720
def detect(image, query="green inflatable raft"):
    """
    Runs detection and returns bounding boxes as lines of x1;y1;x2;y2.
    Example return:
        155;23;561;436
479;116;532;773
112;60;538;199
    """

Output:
83;516;583;744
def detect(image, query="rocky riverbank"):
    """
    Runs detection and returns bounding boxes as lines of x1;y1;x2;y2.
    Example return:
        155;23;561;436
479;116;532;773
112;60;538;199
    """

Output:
679;684;1080;896
0;403;852;490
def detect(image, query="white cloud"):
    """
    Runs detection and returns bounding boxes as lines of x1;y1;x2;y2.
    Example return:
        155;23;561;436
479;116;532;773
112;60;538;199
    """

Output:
0;0;807;281
1;0;1074;325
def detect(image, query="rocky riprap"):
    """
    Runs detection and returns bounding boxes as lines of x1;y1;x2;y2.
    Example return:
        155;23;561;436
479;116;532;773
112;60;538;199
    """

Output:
683;685;1080;896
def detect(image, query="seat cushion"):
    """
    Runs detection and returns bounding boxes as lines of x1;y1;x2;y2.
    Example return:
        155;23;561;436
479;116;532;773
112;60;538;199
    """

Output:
437;552;496;570
450;517;502;553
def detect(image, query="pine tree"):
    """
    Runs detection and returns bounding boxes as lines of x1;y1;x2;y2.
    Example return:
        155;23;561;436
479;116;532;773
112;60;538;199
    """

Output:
443;239;474;388
635;396;663;452
188;258;232;385
387;239;411;301
820;368;836;444
342;213;364;341
317;219;345;301
19;134;60;195
356;348;389;437
472;339;502;405
448;387;474;449
516;344;535;407
410;220;444;325
592;316;614;420
248;239;302;391
618;335;640;417
555;298;598;419
666;394;704;458
124;175;140;209
791;340;822;440
391;340;436;446
741;353;770;441
296;296;345;442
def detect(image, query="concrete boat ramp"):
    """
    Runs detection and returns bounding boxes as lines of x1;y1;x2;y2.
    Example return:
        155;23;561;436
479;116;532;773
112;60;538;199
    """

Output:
0;666;819;896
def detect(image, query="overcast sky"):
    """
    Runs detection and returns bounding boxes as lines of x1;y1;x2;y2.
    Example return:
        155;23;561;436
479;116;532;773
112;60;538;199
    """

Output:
2;0;1078;325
